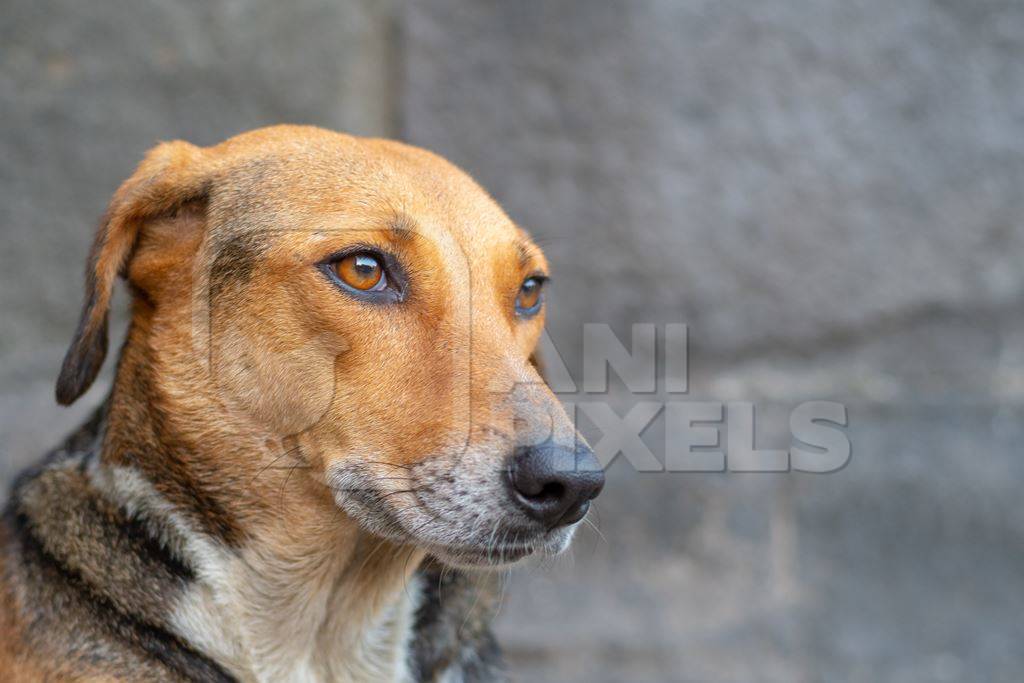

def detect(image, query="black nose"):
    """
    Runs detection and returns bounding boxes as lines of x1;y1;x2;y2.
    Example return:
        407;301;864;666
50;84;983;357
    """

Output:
508;440;605;528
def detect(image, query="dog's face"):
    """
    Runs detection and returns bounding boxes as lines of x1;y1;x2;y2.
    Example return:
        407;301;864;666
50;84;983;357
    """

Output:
59;126;603;568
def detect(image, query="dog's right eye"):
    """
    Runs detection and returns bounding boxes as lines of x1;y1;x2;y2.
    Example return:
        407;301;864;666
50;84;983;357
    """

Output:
515;276;546;317
331;252;387;292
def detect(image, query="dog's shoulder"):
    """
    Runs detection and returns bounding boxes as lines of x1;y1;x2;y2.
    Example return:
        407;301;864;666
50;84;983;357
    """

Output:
0;411;234;682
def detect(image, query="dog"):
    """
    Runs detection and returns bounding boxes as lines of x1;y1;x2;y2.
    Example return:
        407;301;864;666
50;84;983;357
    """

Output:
0;125;604;682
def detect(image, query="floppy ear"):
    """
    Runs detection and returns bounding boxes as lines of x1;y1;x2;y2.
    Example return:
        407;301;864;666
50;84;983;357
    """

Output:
55;141;209;406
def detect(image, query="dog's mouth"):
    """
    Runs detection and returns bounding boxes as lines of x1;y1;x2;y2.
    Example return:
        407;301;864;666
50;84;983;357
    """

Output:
423;526;575;568
431;543;540;567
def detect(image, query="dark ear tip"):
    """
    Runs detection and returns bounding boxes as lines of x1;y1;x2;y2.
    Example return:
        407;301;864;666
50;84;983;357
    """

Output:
55;352;92;406
55;383;79;406
55;321;109;406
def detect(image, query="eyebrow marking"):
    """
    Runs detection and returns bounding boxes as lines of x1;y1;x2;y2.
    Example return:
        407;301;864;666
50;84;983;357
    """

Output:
209;234;268;299
515;239;535;268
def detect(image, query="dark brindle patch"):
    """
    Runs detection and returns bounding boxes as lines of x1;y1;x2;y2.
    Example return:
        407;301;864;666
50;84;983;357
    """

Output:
412;560;508;682
2;416;236;682
9;510;235;683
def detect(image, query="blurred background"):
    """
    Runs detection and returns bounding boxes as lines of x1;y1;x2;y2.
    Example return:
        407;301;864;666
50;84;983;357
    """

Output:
3;1;1023;681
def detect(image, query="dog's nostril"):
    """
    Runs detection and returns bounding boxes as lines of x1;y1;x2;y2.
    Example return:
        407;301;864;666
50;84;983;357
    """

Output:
529;481;565;504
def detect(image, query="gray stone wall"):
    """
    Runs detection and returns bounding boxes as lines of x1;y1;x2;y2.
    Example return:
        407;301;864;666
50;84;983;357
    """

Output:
2;1;1022;681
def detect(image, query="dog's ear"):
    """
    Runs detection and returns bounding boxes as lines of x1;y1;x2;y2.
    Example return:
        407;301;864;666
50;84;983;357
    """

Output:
56;140;209;406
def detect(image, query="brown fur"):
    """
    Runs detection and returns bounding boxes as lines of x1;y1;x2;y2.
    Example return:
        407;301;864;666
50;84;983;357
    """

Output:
1;125;585;681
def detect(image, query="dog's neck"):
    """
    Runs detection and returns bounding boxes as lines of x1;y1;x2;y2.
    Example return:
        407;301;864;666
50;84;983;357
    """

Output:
87;319;426;682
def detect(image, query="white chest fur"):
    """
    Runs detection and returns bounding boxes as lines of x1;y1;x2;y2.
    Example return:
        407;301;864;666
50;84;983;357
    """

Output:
170;549;423;683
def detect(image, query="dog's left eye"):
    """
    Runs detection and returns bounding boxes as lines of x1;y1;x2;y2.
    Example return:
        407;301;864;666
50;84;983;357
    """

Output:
516;277;545;317
331;252;388;292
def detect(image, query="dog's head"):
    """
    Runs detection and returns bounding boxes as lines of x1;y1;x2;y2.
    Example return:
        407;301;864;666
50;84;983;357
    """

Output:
57;126;603;567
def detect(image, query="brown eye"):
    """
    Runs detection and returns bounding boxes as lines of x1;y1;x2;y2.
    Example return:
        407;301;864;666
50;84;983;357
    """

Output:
516;277;545;315
333;252;386;292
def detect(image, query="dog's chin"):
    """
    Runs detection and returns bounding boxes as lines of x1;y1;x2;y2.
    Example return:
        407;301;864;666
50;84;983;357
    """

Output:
425;526;577;570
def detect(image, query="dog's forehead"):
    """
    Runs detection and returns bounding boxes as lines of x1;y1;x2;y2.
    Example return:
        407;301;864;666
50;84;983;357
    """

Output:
206;128;529;258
